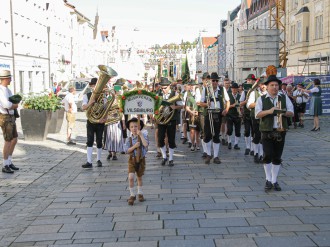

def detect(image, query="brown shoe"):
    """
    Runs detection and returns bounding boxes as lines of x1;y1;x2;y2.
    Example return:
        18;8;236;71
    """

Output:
127;196;136;206
213;157;221;164
205;155;211;164
138;194;145;202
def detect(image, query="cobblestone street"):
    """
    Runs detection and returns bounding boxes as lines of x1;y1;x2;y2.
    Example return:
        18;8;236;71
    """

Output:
0;112;329;247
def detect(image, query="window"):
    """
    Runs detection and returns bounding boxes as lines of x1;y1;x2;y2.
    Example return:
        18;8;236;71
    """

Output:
297;21;302;42
315;15;323;39
291;25;296;44
306;27;309;42
19;71;24;93
28;71;33;92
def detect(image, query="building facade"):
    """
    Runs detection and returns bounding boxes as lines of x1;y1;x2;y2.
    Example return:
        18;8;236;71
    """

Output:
286;0;330;76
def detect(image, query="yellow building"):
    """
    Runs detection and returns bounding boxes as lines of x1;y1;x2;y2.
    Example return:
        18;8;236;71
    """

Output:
286;0;330;76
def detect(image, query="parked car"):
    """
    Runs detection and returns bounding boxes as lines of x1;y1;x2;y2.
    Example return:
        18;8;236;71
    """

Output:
57;79;91;111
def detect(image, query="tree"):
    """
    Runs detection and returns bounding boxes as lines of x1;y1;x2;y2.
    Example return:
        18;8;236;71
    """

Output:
181;55;190;84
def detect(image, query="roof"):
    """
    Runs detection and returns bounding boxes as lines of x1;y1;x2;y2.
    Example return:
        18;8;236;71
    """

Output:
202;37;217;48
230;5;241;21
296;6;310;15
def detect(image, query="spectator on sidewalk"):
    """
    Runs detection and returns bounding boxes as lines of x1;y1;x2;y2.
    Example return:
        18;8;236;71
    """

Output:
124;118;149;206
0;70;20;174
62;86;77;145
300;78;322;131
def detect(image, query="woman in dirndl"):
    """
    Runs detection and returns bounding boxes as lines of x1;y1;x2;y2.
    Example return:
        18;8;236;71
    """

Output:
301;78;322;131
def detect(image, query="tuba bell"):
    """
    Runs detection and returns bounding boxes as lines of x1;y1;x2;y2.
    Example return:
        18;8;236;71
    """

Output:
155;93;183;125
86;65;118;124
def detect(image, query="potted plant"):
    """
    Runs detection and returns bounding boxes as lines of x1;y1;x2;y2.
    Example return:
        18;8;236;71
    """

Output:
21;93;63;141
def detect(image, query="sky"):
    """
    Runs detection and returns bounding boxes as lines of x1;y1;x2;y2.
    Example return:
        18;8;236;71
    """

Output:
69;0;241;48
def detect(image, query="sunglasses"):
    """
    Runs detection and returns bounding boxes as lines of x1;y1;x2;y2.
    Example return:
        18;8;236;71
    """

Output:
212;80;219;82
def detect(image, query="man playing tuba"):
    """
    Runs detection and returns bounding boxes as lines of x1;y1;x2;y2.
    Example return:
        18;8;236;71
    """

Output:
156;77;184;167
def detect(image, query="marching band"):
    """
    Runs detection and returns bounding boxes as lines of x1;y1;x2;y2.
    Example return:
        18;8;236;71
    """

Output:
78;64;295;198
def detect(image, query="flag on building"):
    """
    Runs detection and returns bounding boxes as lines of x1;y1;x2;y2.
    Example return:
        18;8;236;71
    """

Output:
181;55;190;84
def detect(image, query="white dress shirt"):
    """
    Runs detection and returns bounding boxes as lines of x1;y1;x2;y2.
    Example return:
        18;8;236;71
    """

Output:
201;86;229;109
255;92;294;128
0;85;14;115
246;89;267;109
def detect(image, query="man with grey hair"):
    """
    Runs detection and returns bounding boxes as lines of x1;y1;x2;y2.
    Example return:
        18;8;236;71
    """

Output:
62;86;77;145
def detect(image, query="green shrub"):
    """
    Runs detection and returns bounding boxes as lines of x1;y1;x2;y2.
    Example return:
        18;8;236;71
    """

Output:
23;93;62;112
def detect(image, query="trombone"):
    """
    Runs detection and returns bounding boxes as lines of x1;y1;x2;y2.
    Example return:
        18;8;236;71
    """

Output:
205;79;220;137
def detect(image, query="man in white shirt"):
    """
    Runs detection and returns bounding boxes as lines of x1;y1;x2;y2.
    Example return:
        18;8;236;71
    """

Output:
199;72;230;164
255;75;294;192
62;86;77;145
0;70;20;174
292;83;309;127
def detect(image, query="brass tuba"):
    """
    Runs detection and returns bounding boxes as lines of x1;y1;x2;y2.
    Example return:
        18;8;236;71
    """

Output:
86;65;118;124
155;93;183;125
105;101;122;125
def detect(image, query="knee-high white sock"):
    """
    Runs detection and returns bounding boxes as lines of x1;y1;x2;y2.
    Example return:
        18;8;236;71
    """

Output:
202;140;206;153
221;131;225;140
264;163;272;182
206;141;212;156
213;143;220;158
97;148;102;161
129;187;135;196
160;146;167;159
271;164;281;184
234;136;239;145
137;186;143;195
259;144;263;157
169;148;174;161
187;131;191;142
87;147;93;163
245;136;250;149
251;143;256;154
227;135;231;144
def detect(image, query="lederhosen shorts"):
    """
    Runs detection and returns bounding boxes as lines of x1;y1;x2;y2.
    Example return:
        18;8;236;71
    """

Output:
0;114;18;142
128;156;146;177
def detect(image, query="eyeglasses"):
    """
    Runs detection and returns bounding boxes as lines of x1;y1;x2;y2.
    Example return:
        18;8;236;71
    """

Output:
212;80;219;82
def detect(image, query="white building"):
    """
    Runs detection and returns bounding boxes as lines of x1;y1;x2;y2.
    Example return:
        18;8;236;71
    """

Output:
225;5;241;82
0;0;109;94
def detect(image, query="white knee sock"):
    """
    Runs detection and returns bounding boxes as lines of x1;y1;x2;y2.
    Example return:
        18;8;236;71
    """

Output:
169;148;174;161
271;164;280;184
221;131;225;140
234;136;239;145
129;187;135;196
160;146;167;159
206;141;212;156
8;155;12;164
97;148;102;161
3;159;9;167
137;186;143;195
213;143;220;158
202;140;206;153
87;147;93;163
245;136;251;149
259;144;263;157
264;163;272;182
227;135;231;144
187;131;191;142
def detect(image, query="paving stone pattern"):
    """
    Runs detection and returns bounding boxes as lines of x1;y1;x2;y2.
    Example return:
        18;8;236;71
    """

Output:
0;113;329;247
